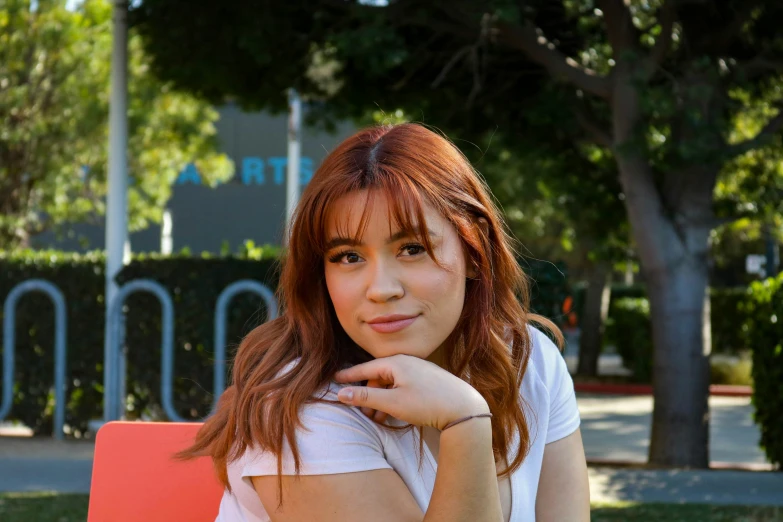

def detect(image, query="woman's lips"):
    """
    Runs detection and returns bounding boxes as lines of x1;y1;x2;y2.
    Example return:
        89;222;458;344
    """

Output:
367;316;419;333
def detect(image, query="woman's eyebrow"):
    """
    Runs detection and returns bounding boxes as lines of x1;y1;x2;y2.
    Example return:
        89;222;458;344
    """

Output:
325;228;439;250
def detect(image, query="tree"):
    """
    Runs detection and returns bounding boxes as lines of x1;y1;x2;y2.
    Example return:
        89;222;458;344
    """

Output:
0;0;233;250
132;0;783;467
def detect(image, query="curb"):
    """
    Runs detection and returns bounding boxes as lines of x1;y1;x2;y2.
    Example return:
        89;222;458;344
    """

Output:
586;458;776;472
575;383;753;397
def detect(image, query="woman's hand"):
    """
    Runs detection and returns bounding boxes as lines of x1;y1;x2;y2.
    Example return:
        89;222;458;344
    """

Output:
358;379;390;424
333;354;489;431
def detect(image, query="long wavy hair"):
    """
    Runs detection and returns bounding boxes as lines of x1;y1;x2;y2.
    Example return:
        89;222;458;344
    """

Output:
179;122;561;503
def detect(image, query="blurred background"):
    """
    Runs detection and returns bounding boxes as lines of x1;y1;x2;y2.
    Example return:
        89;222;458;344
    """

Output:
1;0;782;520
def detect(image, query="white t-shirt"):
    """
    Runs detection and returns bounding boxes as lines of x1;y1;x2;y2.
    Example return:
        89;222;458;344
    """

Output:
215;327;581;521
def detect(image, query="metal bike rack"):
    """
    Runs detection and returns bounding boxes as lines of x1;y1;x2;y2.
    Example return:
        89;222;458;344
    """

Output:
212;280;278;409
104;279;185;422
1;280;68;440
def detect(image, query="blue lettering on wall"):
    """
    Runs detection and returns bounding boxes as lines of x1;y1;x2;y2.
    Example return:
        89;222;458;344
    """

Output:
175;157;315;186
241;157;265;185
268;157;287;185
176;163;202;184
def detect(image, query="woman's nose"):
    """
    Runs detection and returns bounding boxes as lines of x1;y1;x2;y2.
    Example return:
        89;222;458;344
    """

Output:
365;260;404;302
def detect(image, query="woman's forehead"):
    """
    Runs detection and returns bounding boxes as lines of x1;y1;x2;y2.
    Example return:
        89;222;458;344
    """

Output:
324;189;435;238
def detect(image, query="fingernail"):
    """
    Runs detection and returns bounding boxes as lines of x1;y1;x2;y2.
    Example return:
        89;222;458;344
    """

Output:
339;388;353;402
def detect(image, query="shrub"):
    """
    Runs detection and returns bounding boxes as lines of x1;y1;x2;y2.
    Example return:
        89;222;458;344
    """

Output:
522;259;570;325
743;273;783;468
604;298;653;383
709;353;753;386
0;248;280;436
709;288;752;355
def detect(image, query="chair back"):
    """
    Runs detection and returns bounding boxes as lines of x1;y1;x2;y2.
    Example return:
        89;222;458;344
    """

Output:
87;421;223;522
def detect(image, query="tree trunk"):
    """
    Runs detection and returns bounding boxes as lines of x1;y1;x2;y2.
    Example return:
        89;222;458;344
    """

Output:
610;63;712;468
615;155;712;468
576;259;611;377
646;253;712;467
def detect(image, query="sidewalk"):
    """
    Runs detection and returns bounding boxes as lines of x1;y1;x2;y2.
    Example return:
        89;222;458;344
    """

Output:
579;393;770;468
0;393;779;505
588;467;783;506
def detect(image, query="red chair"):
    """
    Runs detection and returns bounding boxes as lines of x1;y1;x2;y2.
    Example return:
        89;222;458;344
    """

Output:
87;421;223;522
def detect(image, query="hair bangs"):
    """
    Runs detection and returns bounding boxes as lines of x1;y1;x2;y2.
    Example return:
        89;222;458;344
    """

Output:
314;167;445;268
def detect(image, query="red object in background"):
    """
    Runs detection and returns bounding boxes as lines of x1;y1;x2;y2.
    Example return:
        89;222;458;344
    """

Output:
574;382;753;397
88;421;223;522
561;295;579;328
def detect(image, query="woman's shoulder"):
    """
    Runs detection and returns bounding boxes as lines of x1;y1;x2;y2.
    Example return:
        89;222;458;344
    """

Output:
275;357;354;397
523;325;570;395
274;357;378;430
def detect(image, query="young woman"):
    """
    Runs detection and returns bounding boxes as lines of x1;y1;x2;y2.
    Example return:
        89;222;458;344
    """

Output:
182;123;590;521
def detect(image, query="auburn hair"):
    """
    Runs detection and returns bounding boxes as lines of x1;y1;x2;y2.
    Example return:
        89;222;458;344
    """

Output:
179;122;562;505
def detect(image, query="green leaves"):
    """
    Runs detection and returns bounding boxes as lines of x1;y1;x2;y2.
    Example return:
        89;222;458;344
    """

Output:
0;0;233;249
744;273;783;467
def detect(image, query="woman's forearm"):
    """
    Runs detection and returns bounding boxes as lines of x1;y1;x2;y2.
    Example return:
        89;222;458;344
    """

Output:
423;417;503;522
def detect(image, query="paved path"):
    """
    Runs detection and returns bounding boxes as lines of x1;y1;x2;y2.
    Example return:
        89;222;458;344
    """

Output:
579;394;769;467
1;393;779;506
589;467;783;506
0;438;95;494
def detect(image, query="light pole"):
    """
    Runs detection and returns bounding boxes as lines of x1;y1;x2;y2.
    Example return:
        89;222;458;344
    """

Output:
285;89;302;244
103;0;130;422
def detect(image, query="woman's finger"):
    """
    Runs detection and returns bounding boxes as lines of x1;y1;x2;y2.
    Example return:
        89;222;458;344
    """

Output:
334;357;398;384
337;385;396;414
360;379;385;419
373;382;390;422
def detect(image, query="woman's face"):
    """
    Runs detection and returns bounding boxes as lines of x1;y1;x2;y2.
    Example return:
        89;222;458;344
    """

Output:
324;189;474;364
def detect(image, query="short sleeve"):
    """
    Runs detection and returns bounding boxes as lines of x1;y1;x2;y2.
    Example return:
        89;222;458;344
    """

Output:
240;390;392;480
530;327;581;444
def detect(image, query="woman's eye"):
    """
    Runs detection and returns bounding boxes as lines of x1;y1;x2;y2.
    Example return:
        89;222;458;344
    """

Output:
401;244;426;257
327;244;425;264
329;251;360;264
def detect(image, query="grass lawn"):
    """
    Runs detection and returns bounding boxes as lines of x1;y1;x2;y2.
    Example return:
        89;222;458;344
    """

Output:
1;493;782;521
591;502;783;521
0;492;88;522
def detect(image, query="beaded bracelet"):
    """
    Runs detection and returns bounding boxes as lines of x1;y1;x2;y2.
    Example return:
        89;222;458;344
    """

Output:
442;412;493;431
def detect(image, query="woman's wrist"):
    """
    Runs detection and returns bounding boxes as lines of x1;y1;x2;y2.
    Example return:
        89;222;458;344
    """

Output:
438;395;490;431
442;412;493;431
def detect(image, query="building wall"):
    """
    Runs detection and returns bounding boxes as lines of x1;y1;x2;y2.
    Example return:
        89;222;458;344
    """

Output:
32;104;357;253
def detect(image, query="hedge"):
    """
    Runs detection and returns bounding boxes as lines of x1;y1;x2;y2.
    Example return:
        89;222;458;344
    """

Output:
0;248;280;437
0;249;568;437
604;298;653;383
743;274;783;469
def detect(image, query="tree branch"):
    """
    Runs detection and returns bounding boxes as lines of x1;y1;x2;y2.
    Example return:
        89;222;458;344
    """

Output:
641;1;677;81
431;45;472;88
726;105;783;158
493;20;611;99
596;0;639;54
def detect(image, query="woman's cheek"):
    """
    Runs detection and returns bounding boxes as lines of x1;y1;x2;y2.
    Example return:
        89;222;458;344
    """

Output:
326;273;355;324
